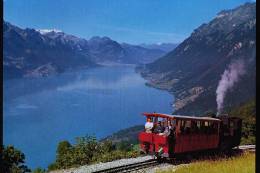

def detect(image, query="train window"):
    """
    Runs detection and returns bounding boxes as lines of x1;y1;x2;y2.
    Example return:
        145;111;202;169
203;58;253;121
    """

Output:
149;117;158;124
179;120;185;134
222;118;228;125
205;121;218;134
200;121;205;133
185;121;191;128
232;120;239;129
197;121;201;128
171;120;176;126
208;122;213;134
195;121;201;133
208;122;212;134
214;123;219;133
230;121;234;128
184;120;191;134
163;119;168;127
158;117;164;122
191;121;199;133
200;121;207;134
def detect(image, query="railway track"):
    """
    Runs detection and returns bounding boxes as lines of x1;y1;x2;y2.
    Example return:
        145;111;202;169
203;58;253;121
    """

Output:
238;145;255;150
237;145;255;152
91;145;255;173
92;159;159;173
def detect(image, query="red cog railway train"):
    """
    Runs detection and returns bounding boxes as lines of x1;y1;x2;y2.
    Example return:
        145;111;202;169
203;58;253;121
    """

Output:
138;113;242;158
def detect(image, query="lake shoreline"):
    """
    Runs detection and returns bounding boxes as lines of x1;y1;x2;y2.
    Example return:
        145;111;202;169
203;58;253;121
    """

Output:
4;65;174;169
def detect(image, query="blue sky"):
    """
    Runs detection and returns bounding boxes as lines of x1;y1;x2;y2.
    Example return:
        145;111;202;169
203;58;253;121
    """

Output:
4;0;255;44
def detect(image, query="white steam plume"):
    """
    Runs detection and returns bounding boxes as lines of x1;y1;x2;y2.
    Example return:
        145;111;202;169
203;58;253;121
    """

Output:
216;59;246;115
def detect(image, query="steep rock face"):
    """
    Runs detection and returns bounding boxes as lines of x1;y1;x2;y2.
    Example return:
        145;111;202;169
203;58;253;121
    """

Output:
139;2;256;115
88;36;126;63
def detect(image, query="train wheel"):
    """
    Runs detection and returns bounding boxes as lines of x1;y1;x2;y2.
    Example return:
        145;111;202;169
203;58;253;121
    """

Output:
185;154;192;163
156;156;166;163
155;153;162;163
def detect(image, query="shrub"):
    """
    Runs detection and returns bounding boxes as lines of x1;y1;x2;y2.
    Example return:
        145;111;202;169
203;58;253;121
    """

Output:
48;135;141;171
1;145;31;173
32;167;47;173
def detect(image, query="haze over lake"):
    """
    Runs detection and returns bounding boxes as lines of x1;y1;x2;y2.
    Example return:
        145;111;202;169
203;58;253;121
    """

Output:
4;66;173;168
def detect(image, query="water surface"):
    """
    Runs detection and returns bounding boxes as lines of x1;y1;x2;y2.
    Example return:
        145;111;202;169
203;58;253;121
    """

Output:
4;66;173;168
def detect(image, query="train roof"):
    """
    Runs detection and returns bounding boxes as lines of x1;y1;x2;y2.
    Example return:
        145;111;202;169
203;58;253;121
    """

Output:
143;112;221;122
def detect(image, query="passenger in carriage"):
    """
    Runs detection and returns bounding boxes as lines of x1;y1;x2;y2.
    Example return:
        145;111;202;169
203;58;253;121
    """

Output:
145;117;154;133
163;120;173;136
154;121;165;134
168;120;173;130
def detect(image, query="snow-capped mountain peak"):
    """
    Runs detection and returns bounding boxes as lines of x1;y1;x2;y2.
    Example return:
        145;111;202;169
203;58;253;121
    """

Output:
37;29;63;35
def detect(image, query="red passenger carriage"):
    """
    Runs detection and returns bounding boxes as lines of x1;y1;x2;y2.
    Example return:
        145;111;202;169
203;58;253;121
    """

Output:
138;112;242;158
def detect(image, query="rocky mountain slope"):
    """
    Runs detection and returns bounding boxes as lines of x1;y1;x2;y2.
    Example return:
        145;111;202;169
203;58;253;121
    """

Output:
87;37;165;64
138;2;256;115
3;22;98;79
4;22;169;80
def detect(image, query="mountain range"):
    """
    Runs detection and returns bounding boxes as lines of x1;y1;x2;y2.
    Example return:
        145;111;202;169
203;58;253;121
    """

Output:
139;43;179;52
138;2;256;115
4;22;177;80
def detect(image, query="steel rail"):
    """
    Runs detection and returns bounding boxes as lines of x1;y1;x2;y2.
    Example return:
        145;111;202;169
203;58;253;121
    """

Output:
92;159;159;173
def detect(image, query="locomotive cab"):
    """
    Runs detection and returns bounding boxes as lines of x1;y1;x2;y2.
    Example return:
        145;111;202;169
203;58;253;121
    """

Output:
218;115;242;150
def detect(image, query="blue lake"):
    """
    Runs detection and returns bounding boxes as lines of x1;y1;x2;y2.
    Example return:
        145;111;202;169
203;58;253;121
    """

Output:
3;66;173;169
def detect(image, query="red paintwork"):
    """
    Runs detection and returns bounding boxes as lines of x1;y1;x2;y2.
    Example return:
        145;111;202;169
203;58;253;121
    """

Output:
139;112;221;157
174;134;219;153
143;112;172;119
138;132;168;153
139;132;153;142
153;134;168;153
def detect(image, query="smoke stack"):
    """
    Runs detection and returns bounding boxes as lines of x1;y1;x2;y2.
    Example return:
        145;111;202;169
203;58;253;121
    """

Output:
216;59;246;115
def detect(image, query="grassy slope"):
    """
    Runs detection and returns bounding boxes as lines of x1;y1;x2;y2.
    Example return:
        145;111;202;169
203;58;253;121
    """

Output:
158;152;255;173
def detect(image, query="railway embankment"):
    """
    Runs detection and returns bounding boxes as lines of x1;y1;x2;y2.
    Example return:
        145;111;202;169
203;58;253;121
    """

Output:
50;155;154;173
49;145;255;173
